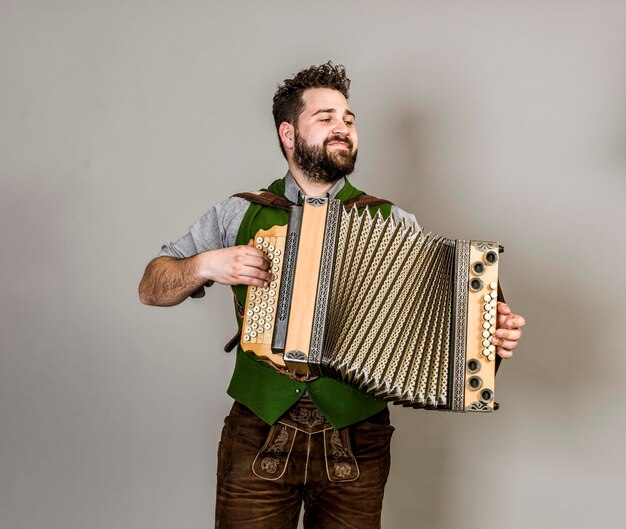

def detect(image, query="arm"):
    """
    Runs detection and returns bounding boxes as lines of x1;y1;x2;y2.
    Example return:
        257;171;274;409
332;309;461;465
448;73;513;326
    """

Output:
138;242;272;307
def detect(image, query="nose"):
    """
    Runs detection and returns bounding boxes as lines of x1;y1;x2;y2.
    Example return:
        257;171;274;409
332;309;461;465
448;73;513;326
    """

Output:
332;118;349;136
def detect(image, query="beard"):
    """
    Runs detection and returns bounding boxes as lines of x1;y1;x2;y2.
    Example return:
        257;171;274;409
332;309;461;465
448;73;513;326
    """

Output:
293;131;358;184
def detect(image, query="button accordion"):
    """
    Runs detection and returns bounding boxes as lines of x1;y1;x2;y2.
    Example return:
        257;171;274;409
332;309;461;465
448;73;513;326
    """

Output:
240;197;502;412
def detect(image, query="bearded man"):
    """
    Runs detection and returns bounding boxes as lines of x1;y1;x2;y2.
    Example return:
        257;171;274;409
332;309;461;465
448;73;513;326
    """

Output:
139;62;525;529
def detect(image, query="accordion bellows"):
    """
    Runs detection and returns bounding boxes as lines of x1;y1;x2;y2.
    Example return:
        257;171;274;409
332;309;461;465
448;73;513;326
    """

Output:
241;197;501;412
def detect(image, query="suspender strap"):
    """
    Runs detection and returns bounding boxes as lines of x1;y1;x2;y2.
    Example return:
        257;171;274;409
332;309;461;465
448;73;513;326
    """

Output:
232;191;393;210
232;191;294;211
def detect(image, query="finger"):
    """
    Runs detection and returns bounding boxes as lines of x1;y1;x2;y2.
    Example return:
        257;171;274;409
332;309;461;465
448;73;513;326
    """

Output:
496;347;513;359
490;337;518;350
495;328;522;341
504;314;526;329
239;266;273;284
496;302;511;315
239;246;272;265
238;254;272;272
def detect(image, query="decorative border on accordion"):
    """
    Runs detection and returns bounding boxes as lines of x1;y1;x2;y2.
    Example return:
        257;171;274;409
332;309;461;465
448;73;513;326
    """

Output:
452;240;470;411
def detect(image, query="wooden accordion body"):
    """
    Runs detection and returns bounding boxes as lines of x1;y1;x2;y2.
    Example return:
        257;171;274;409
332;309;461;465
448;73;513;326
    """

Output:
241;197;501;412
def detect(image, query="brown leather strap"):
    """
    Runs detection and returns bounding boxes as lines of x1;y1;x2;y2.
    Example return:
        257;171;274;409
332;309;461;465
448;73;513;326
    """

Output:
232;191;294;211
232;190;393;211
343;194;393;209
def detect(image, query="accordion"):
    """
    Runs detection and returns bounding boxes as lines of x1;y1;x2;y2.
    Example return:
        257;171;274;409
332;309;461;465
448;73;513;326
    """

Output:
240;197;502;412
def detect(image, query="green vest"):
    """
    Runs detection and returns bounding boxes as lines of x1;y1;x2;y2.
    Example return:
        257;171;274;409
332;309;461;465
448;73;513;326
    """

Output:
226;177;393;429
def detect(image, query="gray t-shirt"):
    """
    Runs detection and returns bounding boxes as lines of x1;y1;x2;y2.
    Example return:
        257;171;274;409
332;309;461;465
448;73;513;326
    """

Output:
159;173;419;297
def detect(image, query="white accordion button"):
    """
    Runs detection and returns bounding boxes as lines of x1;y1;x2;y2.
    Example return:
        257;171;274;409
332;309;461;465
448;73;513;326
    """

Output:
250;331;257;338
489;344;496;352
267;306;274;313
258;327;264;334
246;310;253;317
482;349;490;357
488;353;496;362
268;299;275;306
270;281;277;288
256;244;263;250
482;322;490;330
484;303;492;311
264;323;271;330
490;318;496;326
252;314;259;321
490;291;498;300
483;313;490;321
490;308;497;316
243;335;251;342
256;237;263;244
483;295;491;302
482;330;490;338
482;339;490;347
268;244;275;251
490;282;497;290
489;326;496;334
274;249;281;255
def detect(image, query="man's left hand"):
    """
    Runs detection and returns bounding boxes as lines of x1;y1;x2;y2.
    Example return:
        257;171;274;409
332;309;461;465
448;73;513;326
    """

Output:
491;302;526;359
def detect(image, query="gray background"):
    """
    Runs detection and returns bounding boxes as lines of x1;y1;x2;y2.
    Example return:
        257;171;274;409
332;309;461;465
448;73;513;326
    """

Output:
2;1;625;528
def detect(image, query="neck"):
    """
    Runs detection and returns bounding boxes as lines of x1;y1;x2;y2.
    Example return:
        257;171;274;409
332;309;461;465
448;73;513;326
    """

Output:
287;160;336;197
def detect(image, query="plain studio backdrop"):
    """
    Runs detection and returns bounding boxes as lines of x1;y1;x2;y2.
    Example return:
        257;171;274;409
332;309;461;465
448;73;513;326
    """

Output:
1;1;625;528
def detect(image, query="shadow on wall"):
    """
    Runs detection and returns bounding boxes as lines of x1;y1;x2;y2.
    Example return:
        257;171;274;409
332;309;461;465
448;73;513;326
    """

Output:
377;105;600;529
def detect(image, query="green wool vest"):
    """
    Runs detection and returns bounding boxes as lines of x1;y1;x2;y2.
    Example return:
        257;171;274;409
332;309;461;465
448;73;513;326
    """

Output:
226;177;393;429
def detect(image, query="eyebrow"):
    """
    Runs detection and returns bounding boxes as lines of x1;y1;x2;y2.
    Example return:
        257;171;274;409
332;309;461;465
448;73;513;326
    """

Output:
312;108;356;119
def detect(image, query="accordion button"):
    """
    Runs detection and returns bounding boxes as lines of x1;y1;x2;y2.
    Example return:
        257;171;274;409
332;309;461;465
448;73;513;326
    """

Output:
268;290;276;297
243;335;251;342
264;323;271;330
258;327;264;334
256;244;263;250
483;295;491;302
489;326;496;334
484;303;492;311
482;330;490;338
267;306;274;313
490;291;498;300
273;265;279;272
490;308;497;316
482;339;490;347
489;344;496;352
266;315;272;321
482;322;490;329
254;306;260;313
483;313;490;321
256;237;263;244
488;353;496;362
259;319;265;325
482;349;490;357
490;318;496;326
267;253;273;260
246;310;253;317
268;245;275;251
245;327;252;333
273;257;280;264
246;318;252;324
260;311;266;317
295;388;301;394
268;299;275;306
275;249;281;255
250;331;257;338
490;282;497;290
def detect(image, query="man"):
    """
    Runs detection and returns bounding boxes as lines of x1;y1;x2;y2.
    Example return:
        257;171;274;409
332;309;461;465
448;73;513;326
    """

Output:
139;62;525;529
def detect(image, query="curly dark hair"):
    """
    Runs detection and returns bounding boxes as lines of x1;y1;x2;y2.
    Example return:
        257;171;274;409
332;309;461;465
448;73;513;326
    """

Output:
272;61;351;158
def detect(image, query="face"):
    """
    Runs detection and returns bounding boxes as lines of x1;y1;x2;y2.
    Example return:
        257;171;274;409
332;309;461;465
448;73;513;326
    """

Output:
292;88;359;183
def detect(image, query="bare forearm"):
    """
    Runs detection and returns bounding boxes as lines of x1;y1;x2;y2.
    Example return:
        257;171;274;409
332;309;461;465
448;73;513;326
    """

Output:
138;255;209;306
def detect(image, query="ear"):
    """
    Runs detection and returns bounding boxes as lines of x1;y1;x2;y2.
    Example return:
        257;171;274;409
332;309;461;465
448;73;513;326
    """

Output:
278;122;295;152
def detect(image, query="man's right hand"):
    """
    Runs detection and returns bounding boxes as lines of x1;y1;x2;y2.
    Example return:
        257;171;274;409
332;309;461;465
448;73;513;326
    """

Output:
139;240;272;307
202;240;273;287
